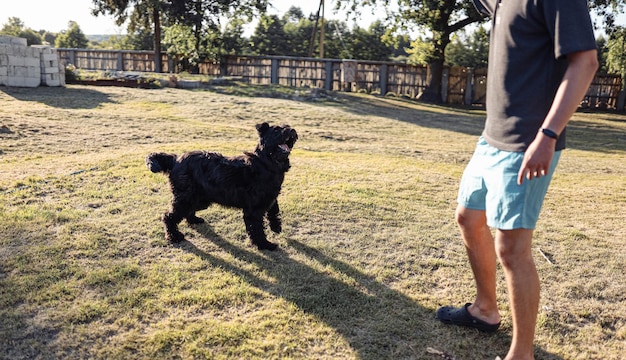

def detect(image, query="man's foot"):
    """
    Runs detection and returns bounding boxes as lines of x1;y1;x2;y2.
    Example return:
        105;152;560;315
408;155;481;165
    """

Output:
436;303;500;332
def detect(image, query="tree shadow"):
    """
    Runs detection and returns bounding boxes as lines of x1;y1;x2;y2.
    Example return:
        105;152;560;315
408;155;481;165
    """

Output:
1;85;117;109
323;94;626;154
180;222;563;360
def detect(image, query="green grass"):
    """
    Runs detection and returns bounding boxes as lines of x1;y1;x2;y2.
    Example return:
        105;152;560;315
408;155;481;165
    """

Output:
1;84;625;359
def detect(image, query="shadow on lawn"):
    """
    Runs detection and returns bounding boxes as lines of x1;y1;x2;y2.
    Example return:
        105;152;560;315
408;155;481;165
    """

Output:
1;85;116;109
181;223;563;360
333;94;626;154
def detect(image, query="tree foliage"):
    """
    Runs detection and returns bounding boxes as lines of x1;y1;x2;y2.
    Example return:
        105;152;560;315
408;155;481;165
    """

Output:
249;14;292;56
55;21;89;48
0;17;42;45
248;9;408;61
605;26;626;84
445;25;488;68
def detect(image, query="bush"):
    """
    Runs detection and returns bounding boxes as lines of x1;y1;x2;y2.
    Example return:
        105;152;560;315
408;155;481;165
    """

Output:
65;64;78;82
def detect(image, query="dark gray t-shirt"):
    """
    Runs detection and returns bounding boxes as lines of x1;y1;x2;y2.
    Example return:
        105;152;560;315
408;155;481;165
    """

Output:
473;0;596;151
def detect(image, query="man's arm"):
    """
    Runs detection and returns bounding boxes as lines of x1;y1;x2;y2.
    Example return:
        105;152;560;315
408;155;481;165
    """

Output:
517;49;599;185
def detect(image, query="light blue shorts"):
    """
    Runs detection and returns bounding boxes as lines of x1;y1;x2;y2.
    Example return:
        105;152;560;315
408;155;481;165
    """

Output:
457;137;561;230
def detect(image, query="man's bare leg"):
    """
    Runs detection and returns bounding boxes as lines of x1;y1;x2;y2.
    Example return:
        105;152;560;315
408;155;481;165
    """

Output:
496;228;538;360
456;205;501;325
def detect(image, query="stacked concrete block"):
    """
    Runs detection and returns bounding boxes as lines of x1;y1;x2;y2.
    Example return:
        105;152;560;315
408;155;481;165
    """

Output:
0;35;64;87
33;45;65;87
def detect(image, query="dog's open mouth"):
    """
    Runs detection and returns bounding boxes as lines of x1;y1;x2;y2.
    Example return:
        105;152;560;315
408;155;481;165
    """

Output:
278;132;297;154
276;128;297;154
278;143;292;153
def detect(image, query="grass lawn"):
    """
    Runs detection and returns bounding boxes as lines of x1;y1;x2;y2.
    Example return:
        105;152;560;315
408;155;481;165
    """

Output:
1;84;625;359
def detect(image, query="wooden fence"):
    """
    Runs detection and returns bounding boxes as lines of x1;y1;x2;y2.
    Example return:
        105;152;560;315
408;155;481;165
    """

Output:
57;49;625;111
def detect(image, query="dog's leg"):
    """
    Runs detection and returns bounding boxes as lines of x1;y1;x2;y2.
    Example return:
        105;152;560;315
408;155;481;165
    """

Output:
162;201;188;243
186;212;205;225
243;210;277;251
162;212;185;242
266;200;282;234
187;200;210;224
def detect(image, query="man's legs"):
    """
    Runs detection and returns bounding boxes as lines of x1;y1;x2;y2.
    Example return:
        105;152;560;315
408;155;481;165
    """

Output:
496;228;538;360
455;205;501;325
456;206;539;359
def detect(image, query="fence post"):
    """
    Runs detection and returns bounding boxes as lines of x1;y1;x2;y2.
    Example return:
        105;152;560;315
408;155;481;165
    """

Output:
618;89;625;111
464;67;474;106
271;58;279;84
220;56;228;76
69;49;75;66
324;61;333;90
380;64;388;95
441;67;449;103
117;52;123;71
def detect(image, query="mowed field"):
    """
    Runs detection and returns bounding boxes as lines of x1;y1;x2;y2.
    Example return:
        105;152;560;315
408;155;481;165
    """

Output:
1;84;625;359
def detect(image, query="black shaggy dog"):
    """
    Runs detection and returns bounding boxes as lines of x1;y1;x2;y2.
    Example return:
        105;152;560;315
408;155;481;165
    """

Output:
146;122;298;250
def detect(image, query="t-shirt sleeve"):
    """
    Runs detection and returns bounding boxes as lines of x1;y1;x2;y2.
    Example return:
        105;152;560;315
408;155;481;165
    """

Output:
543;0;597;59
472;0;494;16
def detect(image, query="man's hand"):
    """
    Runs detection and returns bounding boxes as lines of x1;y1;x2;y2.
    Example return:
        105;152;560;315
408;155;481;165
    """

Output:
517;135;556;185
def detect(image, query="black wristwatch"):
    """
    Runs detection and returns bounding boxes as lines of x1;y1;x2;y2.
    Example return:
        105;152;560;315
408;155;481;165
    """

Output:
540;128;559;141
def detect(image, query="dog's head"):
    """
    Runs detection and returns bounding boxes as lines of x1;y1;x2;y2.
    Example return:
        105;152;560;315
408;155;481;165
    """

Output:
254;122;298;167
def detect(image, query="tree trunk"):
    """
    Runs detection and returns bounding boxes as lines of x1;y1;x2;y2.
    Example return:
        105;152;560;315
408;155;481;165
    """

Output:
417;13;451;104
418;59;444;103
153;7;162;73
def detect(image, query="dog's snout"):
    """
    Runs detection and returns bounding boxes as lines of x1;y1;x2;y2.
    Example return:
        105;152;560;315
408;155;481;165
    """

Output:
286;128;298;140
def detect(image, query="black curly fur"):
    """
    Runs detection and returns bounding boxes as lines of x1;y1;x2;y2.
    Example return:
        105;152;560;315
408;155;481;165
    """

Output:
146;122;297;250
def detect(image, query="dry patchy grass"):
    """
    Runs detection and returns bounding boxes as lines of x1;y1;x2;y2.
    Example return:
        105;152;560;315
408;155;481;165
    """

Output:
0;84;625;359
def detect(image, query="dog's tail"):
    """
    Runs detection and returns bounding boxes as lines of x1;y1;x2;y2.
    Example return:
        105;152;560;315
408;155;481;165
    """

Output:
146;152;177;173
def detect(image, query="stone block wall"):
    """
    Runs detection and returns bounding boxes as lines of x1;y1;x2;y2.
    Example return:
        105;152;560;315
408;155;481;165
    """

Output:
0;35;65;87
34;45;65;87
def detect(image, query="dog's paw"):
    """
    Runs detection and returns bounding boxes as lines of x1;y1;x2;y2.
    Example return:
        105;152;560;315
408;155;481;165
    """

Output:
166;231;185;243
186;215;205;225
255;240;278;251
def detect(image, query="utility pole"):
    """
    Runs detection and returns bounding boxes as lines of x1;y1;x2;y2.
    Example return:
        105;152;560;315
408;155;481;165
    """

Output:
308;0;325;58
617;29;626;110
319;0;325;58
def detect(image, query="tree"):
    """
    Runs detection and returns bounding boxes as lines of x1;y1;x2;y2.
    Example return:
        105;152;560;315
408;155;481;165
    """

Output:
41;31;57;46
605;26;626;87
91;0;268;72
249;14;290;55
336;0;626;103
445;25;488;68
321;19;352;59
247;7;405;60
162;23;199;71
349;20;400;61
92;0;166;72
283;10;317;57
596;36;609;73
0;17;42;45
221;18;248;55
55;21;89;48
405;36;434;66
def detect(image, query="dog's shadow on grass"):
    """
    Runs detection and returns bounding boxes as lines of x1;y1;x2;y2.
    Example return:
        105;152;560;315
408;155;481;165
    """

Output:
181;223;563;360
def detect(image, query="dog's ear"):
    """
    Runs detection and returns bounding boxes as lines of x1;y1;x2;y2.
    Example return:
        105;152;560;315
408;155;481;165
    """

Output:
256;122;270;135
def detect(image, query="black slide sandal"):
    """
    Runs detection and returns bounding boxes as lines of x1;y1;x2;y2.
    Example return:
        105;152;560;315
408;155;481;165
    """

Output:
436;303;500;332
